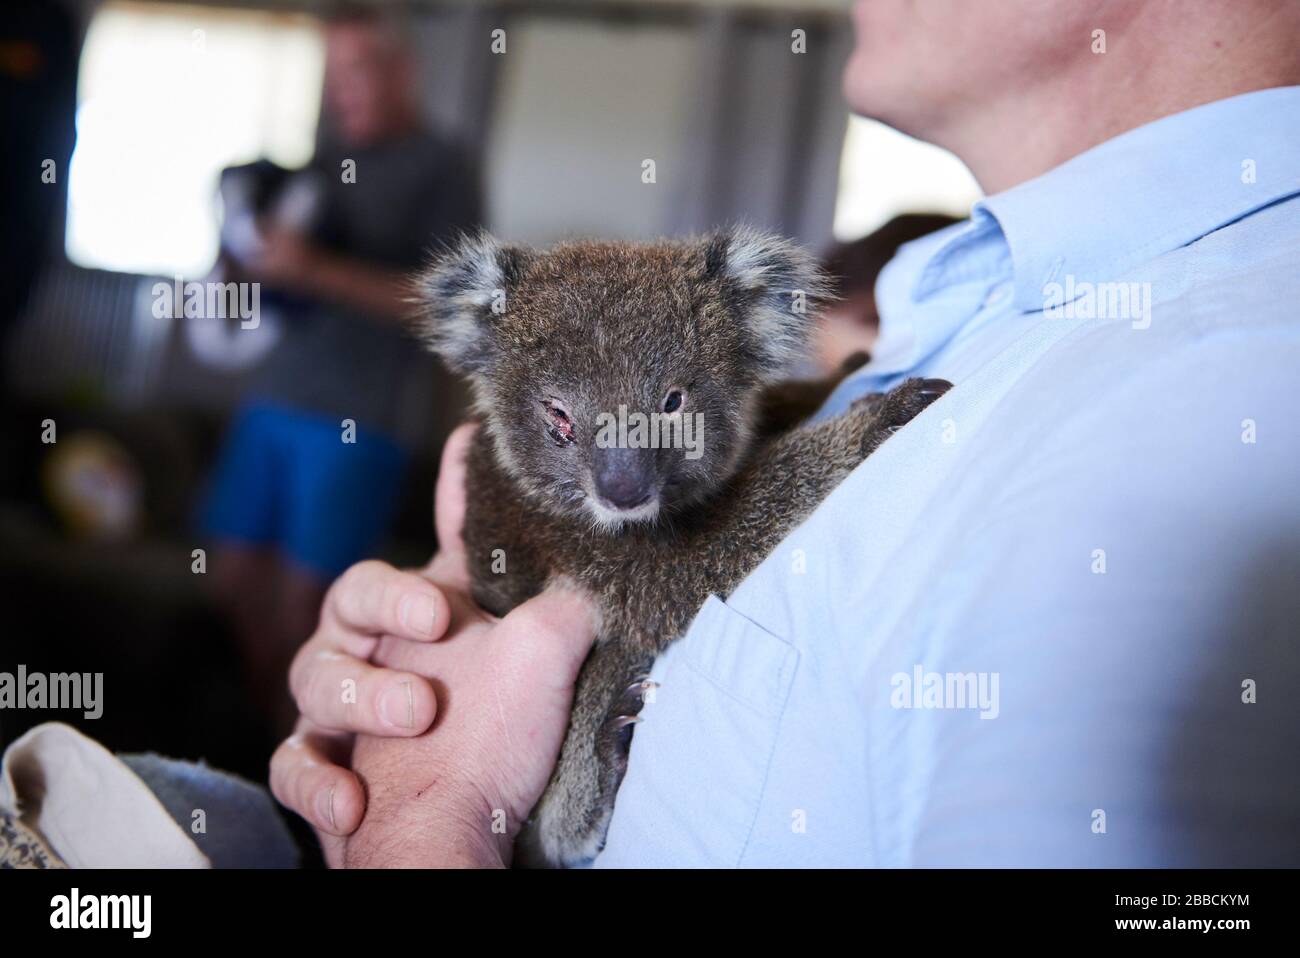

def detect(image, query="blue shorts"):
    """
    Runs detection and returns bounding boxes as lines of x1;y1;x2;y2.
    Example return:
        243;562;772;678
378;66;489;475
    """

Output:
201;402;408;580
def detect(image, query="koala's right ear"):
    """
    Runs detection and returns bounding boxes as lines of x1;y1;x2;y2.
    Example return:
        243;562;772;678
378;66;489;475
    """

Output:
411;232;531;375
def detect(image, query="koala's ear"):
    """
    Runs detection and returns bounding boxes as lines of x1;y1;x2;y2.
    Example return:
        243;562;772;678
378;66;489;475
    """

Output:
412;231;531;375
702;226;830;378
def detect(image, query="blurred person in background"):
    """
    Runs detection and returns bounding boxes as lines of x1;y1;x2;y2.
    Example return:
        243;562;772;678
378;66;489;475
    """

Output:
202;5;481;727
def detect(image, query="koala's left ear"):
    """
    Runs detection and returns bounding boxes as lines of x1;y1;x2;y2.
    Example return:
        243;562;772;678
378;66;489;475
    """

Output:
411;231;532;376
702;226;831;379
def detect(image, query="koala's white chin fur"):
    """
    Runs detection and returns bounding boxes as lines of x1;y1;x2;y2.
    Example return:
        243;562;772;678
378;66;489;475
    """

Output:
582;495;661;532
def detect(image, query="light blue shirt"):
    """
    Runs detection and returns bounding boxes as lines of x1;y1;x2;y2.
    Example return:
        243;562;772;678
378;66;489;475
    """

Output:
595;87;1300;867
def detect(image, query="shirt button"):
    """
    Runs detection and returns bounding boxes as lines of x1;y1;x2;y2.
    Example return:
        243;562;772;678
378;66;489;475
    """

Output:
983;282;1012;308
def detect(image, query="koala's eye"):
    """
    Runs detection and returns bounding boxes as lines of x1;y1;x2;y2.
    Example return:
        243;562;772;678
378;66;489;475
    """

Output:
542;399;575;447
662;389;686;414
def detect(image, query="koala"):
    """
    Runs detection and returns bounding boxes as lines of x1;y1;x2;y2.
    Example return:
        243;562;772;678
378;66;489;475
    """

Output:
414;227;949;867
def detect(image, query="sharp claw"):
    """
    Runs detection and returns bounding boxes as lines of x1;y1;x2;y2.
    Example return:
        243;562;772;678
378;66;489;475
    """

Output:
626;679;659;695
611;715;642;729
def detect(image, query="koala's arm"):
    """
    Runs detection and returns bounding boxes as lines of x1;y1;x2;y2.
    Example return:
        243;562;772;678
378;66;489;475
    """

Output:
754;350;870;439
580;377;952;658
671;377;952;626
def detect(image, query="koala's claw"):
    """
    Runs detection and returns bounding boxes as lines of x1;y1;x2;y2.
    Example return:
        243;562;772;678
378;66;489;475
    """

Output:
914;378;953;399
876;377;952;428
605;709;643;758
850;377;952;457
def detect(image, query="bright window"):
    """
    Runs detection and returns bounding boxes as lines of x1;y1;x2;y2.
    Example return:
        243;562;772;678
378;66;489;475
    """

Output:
65;1;325;277
833;115;982;241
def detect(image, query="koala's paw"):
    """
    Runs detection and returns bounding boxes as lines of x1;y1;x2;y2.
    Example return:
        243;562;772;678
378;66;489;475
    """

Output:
515;783;614;869
855;377;951;450
514;678;650;868
877;377;952;426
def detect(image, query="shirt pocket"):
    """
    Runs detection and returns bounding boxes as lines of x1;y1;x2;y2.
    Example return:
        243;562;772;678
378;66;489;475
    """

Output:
598;594;799;867
681;595;799;721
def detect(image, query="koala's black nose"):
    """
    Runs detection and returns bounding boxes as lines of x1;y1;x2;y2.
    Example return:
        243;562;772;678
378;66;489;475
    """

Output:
592;447;654;509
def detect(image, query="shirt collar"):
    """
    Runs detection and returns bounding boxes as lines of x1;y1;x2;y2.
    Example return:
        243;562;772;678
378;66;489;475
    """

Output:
867;217;1005;375
916;85;1300;312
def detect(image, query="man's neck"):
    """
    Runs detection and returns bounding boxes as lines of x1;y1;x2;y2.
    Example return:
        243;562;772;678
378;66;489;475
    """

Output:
947;6;1300;194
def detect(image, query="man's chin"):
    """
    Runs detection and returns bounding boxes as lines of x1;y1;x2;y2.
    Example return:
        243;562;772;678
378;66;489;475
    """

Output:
842;55;882;118
842;55;899;124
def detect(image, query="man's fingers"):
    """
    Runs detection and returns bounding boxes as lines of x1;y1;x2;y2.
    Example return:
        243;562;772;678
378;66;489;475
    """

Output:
290;647;437;735
325;560;451;642
434;422;479;556
270;726;366;837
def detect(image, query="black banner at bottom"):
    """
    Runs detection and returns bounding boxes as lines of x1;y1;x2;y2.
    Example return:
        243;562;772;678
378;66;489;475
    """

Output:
0;867;1285;944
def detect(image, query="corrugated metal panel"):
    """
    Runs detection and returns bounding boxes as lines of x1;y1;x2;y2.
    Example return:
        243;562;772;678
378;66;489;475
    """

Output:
4;262;170;405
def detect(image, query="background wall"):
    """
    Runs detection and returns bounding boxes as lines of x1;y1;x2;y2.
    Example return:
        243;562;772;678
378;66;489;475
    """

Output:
487;13;700;241
419;1;855;247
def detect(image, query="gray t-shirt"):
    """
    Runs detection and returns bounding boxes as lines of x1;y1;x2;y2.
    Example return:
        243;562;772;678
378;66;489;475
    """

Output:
252;128;481;446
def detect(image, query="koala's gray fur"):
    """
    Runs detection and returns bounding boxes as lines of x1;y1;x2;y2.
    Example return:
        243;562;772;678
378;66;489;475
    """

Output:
414;227;949;866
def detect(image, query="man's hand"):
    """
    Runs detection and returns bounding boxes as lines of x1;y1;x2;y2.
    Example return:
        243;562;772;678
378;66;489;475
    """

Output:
269;424;598;867
242;221;415;321
344;581;596;867
246;224;320;290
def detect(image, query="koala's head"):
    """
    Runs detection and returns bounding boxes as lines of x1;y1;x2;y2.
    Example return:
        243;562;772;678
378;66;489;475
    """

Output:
414;228;828;530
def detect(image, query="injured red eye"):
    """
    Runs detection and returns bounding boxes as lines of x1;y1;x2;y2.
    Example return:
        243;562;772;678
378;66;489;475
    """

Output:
543;400;575;445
